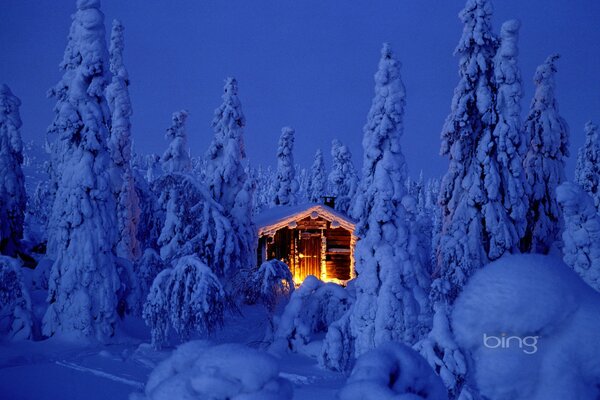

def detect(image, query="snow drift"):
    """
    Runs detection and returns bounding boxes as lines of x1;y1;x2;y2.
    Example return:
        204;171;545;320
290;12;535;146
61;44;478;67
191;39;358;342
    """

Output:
452;254;600;400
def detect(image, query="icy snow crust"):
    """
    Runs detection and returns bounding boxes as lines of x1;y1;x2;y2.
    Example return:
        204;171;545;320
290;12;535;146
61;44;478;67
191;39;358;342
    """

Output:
453;254;600;400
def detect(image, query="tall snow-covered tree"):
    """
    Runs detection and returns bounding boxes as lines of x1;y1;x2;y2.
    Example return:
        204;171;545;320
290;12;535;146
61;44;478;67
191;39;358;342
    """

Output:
425;1;499;397
162;110;191;174
521;54;569;254
557;182;600;292
329;139;358;215
307;149;326;203
205;78;256;274
490;19;529;251
436;0;498;302
346;43;430;358
106;19;141;262
43;0;120;341
272;127;298;206
575;121;600;213
0;84;26;257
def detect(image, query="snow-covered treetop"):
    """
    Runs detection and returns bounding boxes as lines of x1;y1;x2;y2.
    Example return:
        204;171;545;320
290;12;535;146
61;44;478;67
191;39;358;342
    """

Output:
109;19;127;81
162;110;191;174
308;148;325;203
494;19;521;132
0;84;23;156
272;126;298;206
205;77;247;210
359;42;407;198
527;54;569;158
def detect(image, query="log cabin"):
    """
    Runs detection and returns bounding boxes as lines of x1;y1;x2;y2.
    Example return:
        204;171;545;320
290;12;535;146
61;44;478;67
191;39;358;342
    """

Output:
255;203;357;284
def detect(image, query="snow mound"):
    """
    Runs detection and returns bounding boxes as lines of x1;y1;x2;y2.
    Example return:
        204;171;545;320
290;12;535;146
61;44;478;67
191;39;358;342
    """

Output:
273;276;352;352
137;341;293;400
338;342;447;400
247;259;294;312
452;254;600;400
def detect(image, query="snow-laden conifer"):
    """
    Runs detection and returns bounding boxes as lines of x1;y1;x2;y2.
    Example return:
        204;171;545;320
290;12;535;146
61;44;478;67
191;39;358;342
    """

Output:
161;110;191;174
557;182;600;292
522;54;569;254
0;84;26;257
272;127;298;206
106;19;141;262
307;149;326;203
347;43;430;359
43;0;120;340
329;139;358;215
575;121;600;212
205;78;257;276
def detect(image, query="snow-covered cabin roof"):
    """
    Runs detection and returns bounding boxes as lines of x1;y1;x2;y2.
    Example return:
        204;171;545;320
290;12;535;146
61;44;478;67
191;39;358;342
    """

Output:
255;203;356;236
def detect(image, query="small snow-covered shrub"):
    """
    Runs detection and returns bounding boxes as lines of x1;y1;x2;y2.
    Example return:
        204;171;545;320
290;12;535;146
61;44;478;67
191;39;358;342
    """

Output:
135;341;293;400
143;256;224;349
0;256;32;340
247;259;294;312
320;309;354;372
274;276;353;351
453;254;600;400
338;342;447;400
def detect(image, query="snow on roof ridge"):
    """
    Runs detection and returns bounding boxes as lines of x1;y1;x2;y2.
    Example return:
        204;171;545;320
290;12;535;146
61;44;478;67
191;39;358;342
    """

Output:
255;203;356;236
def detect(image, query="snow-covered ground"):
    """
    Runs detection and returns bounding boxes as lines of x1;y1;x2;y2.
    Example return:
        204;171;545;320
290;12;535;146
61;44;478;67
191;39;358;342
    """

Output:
0;305;346;400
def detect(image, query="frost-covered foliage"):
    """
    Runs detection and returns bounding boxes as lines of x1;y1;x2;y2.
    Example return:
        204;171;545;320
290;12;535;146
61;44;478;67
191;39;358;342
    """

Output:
575;121;600;212
154;174;235;281
349;43;430;361
557;182;600;292
437;0;503;303
161;110;191;174
247;259;294;312
522;54;569;254
106;19;141;262
145;153;162;183
205;78;257;280
135;341;293;400
307;149;326;203
137;248;165;301
143;256;224;348
274;276;353;351
134;170;161;251
0;256;32;340
43;0;120;341
253;165;275;214
414;303;469;399
452;254;600;400
0;84;26;257
320;308;355;372
338;342;448;400
329;139;358;215
272;127;298;206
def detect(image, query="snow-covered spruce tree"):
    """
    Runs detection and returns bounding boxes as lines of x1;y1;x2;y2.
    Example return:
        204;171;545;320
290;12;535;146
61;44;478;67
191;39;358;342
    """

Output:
43;0;120;340
521;54;569;254
329;139;358;215
557;182;600;292
143;255;224;348
575;121;600;213
204;78;257;283
425;1;499;397
154;173;237;283
307;149;326;203
0;84;26;257
341;43;430;359
0;256;33;340
272;127;298;206
490;19;528;250
162;110;191;174
106;19;141;262
247;259;294;313
296;165;309;203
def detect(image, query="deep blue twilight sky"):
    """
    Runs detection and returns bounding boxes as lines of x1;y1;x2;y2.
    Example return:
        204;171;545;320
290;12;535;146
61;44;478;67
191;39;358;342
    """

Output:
2;0;600;179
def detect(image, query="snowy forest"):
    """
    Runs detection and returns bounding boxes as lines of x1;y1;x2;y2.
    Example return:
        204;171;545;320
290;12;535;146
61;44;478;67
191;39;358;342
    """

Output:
1;0;600;399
